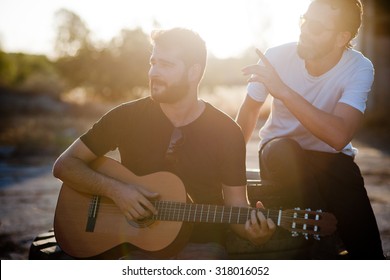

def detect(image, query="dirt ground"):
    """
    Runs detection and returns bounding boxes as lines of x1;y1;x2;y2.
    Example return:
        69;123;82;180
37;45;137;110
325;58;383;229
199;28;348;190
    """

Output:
0;131;389;260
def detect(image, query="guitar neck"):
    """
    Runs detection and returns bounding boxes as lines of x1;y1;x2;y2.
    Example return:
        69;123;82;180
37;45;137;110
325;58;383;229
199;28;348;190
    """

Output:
153;201;281;225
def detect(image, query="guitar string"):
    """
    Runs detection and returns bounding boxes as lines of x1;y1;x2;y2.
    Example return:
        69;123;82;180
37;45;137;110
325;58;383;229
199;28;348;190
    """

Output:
84;202;326;233
88;201;325;222
153;201;323;219
94;204;321;232
86;197;326;219
88;199;324;217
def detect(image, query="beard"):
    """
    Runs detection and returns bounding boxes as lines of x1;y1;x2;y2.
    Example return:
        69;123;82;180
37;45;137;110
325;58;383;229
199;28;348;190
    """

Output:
297;33;336;60
150;76;189;104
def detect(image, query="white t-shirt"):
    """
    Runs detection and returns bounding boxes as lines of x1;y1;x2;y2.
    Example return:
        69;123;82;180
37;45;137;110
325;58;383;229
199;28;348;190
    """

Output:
247;42;374;157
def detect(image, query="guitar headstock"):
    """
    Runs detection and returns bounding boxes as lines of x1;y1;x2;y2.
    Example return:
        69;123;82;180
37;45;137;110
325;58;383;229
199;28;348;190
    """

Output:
280;208;337;240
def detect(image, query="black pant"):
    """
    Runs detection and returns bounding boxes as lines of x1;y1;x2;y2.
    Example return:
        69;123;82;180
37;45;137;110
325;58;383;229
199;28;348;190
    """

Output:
259;138;384;259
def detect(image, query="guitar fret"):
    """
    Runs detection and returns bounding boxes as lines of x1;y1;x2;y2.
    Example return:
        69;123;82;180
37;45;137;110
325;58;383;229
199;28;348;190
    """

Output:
187;204;192;222
171;201;176;221
200;205;204;222
220;206;224;223
165;201;170;221
159;201;164;220
206;205;210;222
170;201;175;221
194;204;198;222
161;201;166;220
167;201;172;221
213;205;217;223
172;201;177;221
153;201;158;220
181;203;186;221
177;202;182;221
237;207;241;224
228;206;232;223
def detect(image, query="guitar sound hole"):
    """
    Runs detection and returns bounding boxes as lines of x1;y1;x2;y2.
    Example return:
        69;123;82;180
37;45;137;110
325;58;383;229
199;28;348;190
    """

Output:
127;217;154;228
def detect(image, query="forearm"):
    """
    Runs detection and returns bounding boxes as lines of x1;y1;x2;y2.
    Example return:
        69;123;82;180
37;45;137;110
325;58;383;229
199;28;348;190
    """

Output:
53;155;124;200
236;96;263;143
280;88;361;151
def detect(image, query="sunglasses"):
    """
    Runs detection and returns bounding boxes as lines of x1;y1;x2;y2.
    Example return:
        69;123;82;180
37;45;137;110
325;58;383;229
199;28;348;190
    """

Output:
165;127;185;167
299;15;335;36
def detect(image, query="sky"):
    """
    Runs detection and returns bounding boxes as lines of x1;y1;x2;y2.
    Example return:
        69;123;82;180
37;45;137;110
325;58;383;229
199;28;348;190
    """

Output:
0;0;311;59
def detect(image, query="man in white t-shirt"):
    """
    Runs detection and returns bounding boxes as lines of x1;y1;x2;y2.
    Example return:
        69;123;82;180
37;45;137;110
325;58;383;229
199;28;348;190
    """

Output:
236;0;384;259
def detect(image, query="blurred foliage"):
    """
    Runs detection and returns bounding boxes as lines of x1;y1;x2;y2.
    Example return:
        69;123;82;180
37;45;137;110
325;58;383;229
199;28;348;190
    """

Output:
55;27;152;101
0;9;257;104
54;9;91;57
0;51;64;98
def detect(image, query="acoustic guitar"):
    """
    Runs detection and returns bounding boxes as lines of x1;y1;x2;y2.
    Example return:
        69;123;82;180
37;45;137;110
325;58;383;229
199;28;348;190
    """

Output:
54;156;337;259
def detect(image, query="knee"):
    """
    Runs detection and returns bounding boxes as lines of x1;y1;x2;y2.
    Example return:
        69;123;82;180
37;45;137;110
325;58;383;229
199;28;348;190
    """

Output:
260;138;302;163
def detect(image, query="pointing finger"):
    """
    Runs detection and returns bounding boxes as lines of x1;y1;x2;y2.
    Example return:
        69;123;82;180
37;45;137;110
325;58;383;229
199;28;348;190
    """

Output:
242;65;263;76
255;48;273;69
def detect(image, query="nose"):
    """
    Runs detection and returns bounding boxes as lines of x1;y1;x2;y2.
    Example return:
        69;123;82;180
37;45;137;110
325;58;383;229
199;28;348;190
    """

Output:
299;20;310;36
148;65;156;78
149;64;161;79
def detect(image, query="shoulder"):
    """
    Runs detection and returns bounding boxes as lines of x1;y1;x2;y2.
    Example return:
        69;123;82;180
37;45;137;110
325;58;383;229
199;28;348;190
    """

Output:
104;96;156;118
339;49;374;85
203;102;242;133
204;102;235;122
116;96;154;111
344;49;374;70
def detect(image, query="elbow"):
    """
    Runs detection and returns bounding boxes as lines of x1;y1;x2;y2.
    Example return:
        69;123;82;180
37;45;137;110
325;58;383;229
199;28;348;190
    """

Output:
331;144;347;153
52;156;67;180
328;134;351;152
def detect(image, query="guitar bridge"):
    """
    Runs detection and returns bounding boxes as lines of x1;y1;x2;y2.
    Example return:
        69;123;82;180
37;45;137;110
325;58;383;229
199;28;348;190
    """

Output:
86;195;100;232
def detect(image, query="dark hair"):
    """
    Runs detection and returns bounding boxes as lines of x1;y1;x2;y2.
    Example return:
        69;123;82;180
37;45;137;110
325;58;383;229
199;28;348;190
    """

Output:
315;0;363;48
151;28;207;74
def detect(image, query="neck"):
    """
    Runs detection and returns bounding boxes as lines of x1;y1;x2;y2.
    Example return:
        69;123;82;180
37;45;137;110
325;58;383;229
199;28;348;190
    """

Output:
160;93;205;127
305;48;344;76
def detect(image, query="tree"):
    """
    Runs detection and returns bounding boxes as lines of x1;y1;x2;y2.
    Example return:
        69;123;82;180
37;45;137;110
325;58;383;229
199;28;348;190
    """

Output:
54;9;91;58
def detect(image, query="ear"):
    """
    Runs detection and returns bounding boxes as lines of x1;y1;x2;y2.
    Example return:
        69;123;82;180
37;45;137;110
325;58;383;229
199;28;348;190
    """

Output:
336;31;352;48
187;64;202;82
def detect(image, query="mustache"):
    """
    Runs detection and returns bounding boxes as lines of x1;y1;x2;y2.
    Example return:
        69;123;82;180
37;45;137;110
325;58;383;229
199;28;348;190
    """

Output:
299;34;313;45
150;78;166;87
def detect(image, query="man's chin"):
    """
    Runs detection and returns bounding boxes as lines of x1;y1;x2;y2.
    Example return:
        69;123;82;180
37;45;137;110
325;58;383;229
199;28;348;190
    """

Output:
297;45;315;60
151;92;172;104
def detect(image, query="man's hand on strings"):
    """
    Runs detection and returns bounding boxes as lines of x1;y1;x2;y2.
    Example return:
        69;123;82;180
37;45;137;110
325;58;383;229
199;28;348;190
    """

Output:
245;201;276;245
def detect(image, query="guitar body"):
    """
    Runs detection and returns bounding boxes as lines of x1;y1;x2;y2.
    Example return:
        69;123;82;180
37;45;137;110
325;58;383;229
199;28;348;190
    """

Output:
54;157;338;259
54;157;191;259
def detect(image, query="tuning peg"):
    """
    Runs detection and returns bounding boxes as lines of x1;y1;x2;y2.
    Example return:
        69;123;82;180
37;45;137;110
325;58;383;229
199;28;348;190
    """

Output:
291;231;299;237
304;233;309;240
313;234;321;241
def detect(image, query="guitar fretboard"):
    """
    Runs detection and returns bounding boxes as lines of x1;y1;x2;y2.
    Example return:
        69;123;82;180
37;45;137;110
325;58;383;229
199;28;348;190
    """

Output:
153;201;281;224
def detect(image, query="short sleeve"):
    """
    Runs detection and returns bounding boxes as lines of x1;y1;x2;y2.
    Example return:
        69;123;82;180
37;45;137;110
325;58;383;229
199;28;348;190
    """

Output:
80;106;124;156
338;59;374;113
219;123;247;186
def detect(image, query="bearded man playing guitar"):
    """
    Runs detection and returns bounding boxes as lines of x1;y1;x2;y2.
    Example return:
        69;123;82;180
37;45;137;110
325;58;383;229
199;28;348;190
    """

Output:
52;28;276;260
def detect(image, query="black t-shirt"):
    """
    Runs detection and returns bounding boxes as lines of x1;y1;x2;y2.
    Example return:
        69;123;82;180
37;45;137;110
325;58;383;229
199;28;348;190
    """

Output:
80;96;247;244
